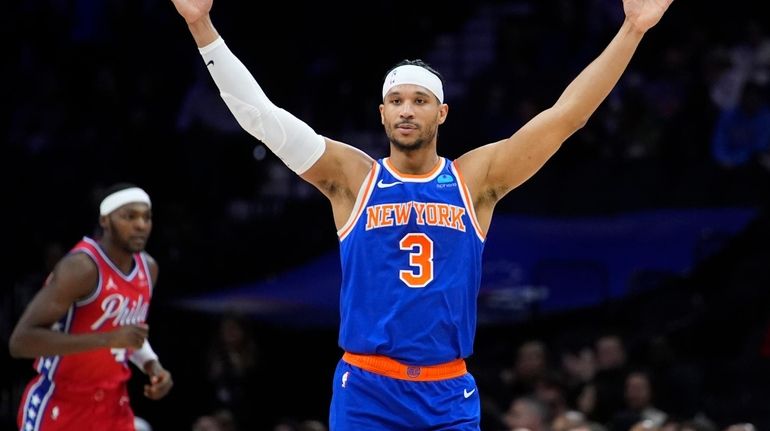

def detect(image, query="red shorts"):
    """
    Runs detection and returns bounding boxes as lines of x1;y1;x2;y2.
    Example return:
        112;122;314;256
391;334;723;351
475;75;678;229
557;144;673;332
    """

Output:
18;376;135;431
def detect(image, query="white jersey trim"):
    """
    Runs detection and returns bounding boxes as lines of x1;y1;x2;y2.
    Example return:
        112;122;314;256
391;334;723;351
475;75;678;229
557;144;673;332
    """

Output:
451;162;485;242
140;252;154;295
383;157;446;182
82;237;139;281
338;162;380;241
74;248;103;307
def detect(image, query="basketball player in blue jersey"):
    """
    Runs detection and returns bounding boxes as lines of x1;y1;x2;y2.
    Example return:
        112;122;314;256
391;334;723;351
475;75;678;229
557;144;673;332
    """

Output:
169;0;674;428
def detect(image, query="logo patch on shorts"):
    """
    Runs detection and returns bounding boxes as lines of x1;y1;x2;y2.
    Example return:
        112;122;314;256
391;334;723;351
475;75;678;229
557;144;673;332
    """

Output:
406;366;421;378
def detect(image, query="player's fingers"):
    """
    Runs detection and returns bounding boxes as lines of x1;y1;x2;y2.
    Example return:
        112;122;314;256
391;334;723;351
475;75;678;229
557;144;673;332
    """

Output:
144;384;162;399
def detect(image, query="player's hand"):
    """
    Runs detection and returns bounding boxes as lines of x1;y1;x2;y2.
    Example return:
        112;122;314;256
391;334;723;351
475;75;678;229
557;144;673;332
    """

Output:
169;0;212;25
143;360;173;400
107;324;148;349
623;0;674;33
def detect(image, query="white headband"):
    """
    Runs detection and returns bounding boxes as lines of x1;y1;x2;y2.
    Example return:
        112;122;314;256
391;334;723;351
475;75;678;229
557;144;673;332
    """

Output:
99;187;151;216
382;64;444;103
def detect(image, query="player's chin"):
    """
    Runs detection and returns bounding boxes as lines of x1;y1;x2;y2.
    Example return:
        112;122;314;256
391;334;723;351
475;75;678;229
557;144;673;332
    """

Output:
127;238;147;252
391;136;424;151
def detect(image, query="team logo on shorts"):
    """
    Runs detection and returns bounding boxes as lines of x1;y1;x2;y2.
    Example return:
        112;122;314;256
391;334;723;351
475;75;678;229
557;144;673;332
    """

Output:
406;366;421;378
342;371;349;388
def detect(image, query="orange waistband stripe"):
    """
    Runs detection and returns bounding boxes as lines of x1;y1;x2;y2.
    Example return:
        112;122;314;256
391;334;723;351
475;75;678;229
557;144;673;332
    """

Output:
342;352;467;381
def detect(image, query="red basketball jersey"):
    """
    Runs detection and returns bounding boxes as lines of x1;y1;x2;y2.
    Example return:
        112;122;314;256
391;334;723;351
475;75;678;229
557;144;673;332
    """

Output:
33;236;154;387
18;236;153;430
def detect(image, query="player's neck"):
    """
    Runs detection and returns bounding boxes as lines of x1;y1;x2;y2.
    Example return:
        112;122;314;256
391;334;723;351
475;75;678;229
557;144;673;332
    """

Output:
388;149;440;176
98;239;135;274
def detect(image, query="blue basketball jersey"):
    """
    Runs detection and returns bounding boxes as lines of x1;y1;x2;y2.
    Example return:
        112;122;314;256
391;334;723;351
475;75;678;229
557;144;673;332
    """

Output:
337;157;485;365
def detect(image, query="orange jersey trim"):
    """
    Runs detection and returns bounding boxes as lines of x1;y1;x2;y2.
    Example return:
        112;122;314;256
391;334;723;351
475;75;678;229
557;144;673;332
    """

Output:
451;161;485;240
342;352;467;381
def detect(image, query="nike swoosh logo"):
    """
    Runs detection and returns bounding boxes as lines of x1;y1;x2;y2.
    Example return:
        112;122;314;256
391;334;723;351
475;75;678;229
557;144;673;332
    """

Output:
206;60;215;67
377;179;403;188
463;388;476;398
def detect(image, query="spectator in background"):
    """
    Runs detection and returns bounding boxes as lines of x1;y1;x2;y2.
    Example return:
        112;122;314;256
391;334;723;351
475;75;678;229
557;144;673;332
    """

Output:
576;382;598;421
502;395;552;431
645;336;703;421
711;81;770;169
499;340;551;401
192;408;239;431
609;370;668;431
709;20;770;111
534;371;571;422
205;314;259;429
560;342;597;411
552;410;588;431
591;334;630;425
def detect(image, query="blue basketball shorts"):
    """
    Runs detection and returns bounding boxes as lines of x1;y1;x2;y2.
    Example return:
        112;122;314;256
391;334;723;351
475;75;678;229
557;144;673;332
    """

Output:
329;357;480;431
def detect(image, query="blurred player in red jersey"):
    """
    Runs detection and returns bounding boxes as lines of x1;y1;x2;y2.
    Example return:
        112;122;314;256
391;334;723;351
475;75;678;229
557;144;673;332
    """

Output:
9;183;173;431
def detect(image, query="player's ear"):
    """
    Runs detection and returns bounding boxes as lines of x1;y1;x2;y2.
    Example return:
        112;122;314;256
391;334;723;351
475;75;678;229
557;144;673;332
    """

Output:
438;103;448;125
99;214;110;230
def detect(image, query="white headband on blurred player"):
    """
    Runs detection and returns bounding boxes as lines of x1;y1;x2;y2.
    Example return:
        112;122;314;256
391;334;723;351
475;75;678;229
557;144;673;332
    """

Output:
99;187;151;216
382;64;444;103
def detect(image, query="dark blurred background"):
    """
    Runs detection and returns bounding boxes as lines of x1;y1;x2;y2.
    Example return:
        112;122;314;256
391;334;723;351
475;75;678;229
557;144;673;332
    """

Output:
2;0;770;430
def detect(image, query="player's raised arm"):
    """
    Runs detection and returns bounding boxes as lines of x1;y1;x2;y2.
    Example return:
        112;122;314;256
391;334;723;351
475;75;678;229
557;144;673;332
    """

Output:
456;0;674;232
169;0;373;227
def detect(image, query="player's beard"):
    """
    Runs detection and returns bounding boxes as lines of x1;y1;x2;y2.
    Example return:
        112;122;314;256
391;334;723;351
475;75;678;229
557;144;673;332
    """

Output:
386;122;438;153
108;219;147;253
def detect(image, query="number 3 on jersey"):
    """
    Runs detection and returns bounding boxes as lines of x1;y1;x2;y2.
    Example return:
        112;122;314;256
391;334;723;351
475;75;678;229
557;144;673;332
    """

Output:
399;233;434;288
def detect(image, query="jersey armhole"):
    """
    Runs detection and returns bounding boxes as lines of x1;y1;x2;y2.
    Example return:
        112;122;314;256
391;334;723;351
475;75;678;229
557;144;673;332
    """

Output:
338;161;380;241
72;249;103;306
451;161;485;242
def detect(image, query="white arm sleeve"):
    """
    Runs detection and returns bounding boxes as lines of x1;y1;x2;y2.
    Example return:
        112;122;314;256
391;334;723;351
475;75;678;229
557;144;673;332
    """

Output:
199;37;326;174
